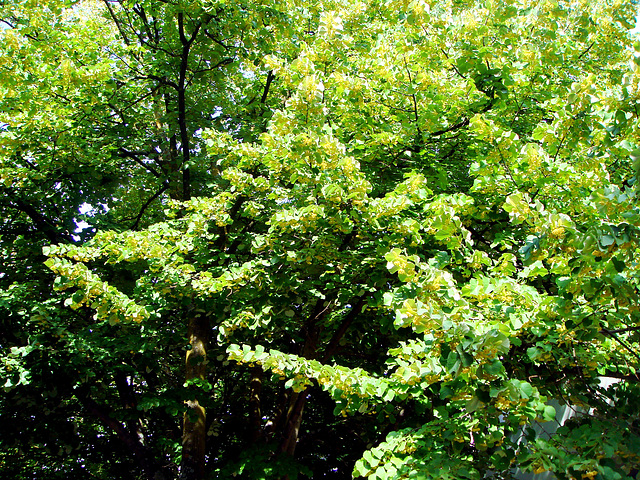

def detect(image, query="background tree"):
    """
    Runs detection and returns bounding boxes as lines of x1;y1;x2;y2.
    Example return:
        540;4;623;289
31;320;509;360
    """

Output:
2;1;640;480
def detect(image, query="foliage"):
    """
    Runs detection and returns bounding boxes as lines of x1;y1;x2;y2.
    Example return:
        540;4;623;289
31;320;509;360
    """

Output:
2;0;640;479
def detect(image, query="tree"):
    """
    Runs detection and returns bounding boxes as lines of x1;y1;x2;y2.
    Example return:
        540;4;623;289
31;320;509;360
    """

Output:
2;0;640;479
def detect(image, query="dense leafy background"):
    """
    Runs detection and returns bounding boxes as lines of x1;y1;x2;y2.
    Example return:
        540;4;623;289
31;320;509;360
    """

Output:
2;1;640;479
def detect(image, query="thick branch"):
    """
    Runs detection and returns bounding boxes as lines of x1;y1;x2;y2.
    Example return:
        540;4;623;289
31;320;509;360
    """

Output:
143;74;180;92
299;298;330;358
203;28;232;50
177;13;202;201
601;328;640;366
214;195;246;250
278;389;308;456
248;366;264;443
131;181;170;230
101;0;131;45
9;197;74;244
118;147;162;178
320;294;370;362
260;70;275;104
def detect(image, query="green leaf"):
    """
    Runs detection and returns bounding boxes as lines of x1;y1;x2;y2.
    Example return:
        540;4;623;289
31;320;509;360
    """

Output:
363;450;376;467
485;359;504;376
541;405;556;421
527;347;541;362
519;382;534;399
611;257;625;273
600;235;615;247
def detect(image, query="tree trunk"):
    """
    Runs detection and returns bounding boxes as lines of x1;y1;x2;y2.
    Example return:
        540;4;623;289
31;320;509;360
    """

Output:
249;366;264;443
179;312;209;480
278;389;309;456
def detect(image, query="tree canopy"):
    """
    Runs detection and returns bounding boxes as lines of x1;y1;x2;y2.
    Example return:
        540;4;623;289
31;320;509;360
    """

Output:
2;0;640;479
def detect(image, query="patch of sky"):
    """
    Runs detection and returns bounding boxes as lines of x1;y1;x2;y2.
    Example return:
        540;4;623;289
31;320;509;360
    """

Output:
73;202;109;240
632;6;640;37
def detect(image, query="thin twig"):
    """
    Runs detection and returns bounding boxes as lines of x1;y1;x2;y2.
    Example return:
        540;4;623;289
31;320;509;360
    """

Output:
578;42;595;60
601;328;640;369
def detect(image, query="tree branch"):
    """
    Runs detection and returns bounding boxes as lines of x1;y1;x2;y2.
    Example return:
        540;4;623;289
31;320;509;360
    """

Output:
320;294;370;362
260;70;275;104
101;0;131;46
176;13;203;201
192;57;233;74
118;147;162;178
131;181;170;230
403;56;422;137
601;328;640;368
601;326;640;334
578;41;595;60
430;117;470;137
203;28;232;50
8;196;74;244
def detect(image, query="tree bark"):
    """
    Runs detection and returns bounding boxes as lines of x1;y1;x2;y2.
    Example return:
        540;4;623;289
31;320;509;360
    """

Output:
278;389;309;456
248;365;264;443
276;300;325;460
179;312;209;480
177;13;201;202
